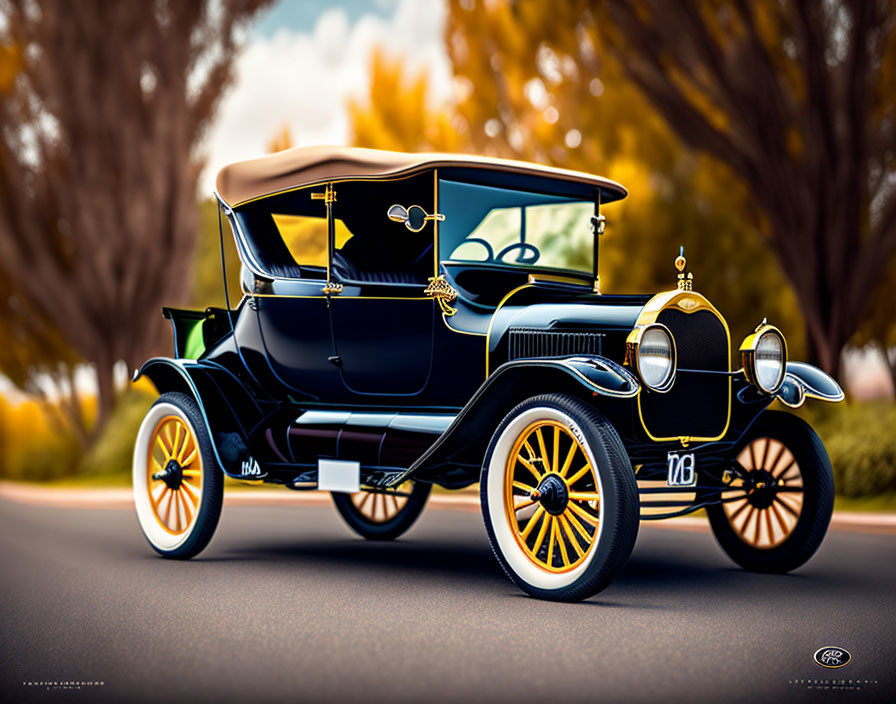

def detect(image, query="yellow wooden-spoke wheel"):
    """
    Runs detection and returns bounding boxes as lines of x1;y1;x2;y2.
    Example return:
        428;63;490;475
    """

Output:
133;393;223;559
503;420;600;573
146;415;203;535
722;437;804;550
482;395;639;601
706;410;833;574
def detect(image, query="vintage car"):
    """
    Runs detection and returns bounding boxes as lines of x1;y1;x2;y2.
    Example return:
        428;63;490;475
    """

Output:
132;146;844;602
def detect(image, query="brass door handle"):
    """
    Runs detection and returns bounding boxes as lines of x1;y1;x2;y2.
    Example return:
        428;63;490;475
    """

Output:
424;276;458;317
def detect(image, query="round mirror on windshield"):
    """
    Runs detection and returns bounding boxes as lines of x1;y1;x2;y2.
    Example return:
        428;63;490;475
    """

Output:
406;205;428;232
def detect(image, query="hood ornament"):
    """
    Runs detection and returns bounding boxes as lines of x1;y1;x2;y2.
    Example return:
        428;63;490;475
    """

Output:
675;246;694;291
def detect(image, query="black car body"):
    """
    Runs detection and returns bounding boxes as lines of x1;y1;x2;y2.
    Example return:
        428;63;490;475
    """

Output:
133;146;843;601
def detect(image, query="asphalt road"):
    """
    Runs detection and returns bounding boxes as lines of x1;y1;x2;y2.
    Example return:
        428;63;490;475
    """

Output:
1;496;894;704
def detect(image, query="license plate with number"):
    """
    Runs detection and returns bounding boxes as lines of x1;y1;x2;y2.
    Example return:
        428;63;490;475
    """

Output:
667;452;697;487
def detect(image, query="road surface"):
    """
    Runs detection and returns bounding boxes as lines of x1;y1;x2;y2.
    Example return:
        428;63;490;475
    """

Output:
1;495;893;703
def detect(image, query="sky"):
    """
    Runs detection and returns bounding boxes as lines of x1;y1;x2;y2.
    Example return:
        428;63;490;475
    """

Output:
200;0;453;194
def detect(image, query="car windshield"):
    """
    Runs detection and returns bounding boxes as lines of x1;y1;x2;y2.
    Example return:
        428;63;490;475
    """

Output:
438;179;594;275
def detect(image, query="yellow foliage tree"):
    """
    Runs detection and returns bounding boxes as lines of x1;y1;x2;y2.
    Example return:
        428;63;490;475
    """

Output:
348;31;804;356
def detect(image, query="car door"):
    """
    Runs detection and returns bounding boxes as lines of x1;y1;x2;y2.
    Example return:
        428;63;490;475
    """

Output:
325;175;439;399
330;283;435;397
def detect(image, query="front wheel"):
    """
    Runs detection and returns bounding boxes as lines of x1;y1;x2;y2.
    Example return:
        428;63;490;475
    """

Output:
133;392;223;559
481;394;639;602
332;481;431;540
706;410;834;573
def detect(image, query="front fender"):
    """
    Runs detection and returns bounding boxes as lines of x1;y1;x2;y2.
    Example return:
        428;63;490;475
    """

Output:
775;361;845;408
388;355;639;488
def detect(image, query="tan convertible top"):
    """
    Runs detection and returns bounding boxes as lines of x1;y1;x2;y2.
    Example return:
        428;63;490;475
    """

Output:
215;145;627;207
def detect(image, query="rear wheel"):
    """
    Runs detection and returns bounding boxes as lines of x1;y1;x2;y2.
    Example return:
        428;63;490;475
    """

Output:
332;481;431;540
133;392;223;559
707;410;833;572
481;394;639;602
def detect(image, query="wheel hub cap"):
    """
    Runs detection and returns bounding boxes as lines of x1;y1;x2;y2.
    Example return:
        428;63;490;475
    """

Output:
156;459;184;490
746;468;776;510
536;473;569;515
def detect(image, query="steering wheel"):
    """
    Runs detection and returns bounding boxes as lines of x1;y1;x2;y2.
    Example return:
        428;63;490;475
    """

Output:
461;237;495;262
497;242;540;265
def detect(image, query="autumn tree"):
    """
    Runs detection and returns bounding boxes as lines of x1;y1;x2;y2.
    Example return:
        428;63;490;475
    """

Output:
571;0;896;376
349;16;805;356
0;0;270;439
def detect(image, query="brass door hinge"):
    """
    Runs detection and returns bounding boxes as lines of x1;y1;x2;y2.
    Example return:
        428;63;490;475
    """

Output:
322;281;344;296
310;183;337;204
424;275;458;317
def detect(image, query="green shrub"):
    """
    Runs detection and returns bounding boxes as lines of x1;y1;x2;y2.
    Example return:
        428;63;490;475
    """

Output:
78;388;155;479
802;402;896;497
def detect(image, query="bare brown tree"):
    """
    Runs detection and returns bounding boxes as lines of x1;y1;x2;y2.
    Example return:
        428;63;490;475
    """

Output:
0;0;270;438
590;0;896;375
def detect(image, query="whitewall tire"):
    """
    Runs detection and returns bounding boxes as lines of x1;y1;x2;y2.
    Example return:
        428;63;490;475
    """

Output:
133;392;223;559
481;394;639;601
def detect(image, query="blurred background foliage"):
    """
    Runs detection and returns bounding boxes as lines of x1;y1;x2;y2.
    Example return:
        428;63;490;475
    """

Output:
0;0;894;501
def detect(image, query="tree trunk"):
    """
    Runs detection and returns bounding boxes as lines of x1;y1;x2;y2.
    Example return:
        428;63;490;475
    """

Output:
93;362;117;443
874;339;896;400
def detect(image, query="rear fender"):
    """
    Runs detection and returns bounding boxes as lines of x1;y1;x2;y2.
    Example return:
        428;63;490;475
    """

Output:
390;355;639;487
775;361;845;408
134;358;266;478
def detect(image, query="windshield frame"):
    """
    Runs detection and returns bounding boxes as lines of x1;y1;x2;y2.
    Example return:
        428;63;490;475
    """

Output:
436;177;598;280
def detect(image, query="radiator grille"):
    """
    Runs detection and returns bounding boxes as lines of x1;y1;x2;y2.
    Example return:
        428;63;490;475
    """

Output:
639;308;730;440
507;327;604;360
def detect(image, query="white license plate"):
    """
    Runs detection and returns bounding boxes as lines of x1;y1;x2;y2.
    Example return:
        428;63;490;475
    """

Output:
317;459;360;493
667;452;697;487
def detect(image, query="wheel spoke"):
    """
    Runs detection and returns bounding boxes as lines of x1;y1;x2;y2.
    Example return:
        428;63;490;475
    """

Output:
772;458;795;479
172;423;183;463
568;491;600;502
748;440;758;471
154;486;169;510
516;453;543;482
520;506;546;541
767;441;786;475
155;435;171;460
552;426;560;475
728;498;750;522
546;517;557;566
565;510;592;544
737;506;755;537
163;422;176;457
769;502;788;536
535;428;551;473
751;507;762;545
181;480;198;504
514;498;538;511
759;438;770;471
764;509;774;546
180;490;194;525
567;500;598;527
532;509;551;554
358;492;372;513
565;464;592;486
512;480;536;494
555;520;570;566
558;440;577;478
558;515;583;557
180;447;198;468
775;495;800;518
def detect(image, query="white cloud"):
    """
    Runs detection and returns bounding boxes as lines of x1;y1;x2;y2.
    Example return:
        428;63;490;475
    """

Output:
200;0;451;195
